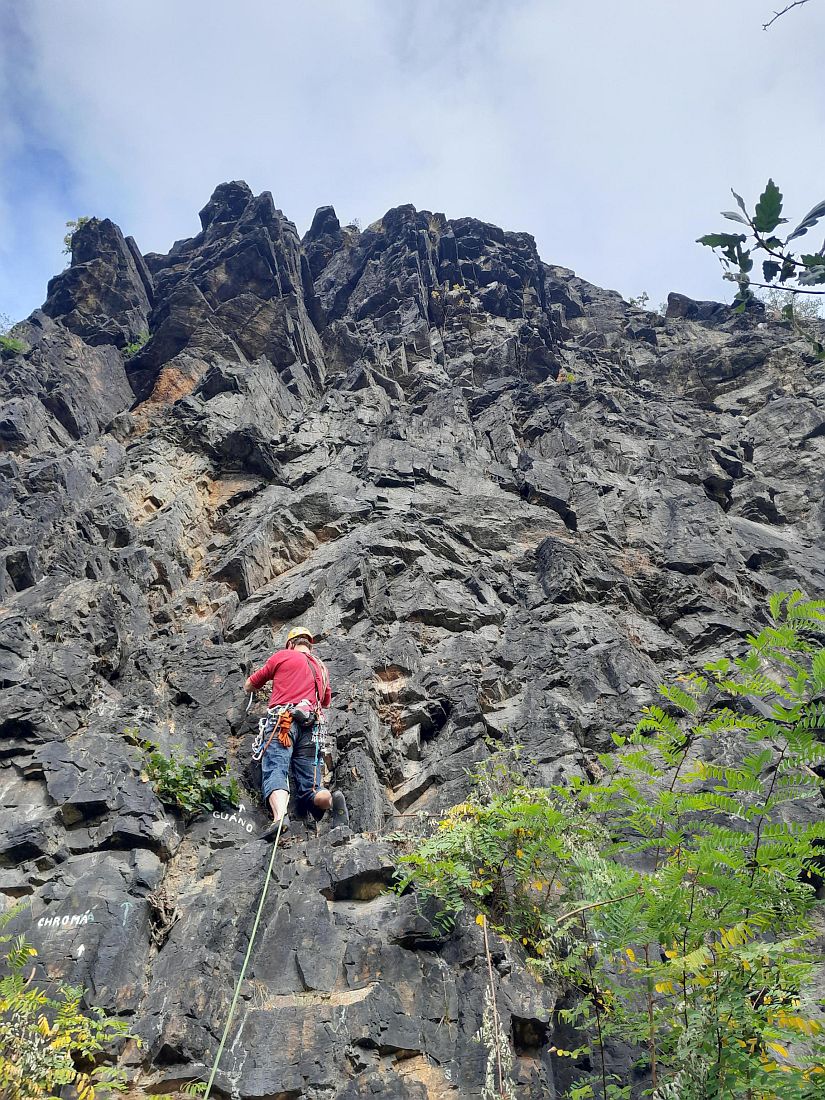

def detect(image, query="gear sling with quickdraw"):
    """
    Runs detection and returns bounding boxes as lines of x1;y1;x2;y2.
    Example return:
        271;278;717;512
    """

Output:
251;652;329;796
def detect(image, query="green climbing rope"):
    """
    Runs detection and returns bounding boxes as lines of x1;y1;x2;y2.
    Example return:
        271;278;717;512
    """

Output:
202;817;285;1099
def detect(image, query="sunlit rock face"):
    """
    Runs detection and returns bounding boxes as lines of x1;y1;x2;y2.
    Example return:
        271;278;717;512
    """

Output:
2;181;823;1098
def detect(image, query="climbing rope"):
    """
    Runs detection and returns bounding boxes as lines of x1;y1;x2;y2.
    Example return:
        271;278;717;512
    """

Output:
202;816;286;1099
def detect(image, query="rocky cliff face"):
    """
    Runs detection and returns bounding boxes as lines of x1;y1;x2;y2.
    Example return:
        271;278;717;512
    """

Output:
1;180;824;1098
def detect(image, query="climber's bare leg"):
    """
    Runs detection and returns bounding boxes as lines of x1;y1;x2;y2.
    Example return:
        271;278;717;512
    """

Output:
268;789;289;821
313;789;332;812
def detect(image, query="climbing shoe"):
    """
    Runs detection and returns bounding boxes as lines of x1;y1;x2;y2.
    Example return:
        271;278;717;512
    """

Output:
260;815;290;842
330;791;349;830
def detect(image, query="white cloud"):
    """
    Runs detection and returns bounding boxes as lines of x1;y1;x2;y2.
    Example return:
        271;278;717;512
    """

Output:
2;0;824;322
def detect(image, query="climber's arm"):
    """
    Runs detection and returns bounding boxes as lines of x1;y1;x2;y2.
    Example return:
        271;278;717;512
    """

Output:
245;652;282;695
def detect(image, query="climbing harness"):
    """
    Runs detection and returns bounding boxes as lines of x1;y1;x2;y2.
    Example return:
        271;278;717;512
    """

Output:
250;711;329;794
251;706;293;761
202;815;286;1100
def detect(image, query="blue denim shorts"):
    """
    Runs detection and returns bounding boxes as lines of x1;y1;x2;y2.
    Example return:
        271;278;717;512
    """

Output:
261;727;323;817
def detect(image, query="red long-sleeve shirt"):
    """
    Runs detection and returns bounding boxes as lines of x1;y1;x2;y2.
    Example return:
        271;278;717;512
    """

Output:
248;649;332;710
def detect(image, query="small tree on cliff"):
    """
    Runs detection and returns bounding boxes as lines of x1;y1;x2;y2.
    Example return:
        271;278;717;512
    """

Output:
63;216;91;255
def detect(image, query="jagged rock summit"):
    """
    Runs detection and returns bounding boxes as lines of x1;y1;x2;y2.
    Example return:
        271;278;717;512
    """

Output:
1;181;824;1098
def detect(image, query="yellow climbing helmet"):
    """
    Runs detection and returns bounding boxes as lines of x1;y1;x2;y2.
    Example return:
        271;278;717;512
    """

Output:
286;626;314;645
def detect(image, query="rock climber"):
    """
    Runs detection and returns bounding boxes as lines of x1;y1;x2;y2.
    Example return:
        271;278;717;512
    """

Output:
244;626;348;841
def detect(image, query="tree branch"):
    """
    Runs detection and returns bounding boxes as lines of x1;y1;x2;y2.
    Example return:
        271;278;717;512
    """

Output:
580;913;609;1100
481;915;506;1098
556;888;642;925
735;280;825;295
763;1;813;31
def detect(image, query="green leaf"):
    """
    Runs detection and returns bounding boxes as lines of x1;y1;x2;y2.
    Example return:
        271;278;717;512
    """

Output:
697;232;746;249
769;592;788;620
797;265;825;285
721;211;750;225
787;198;825;243
733;283;752;306
731;188;748;216
704;657;731;675
753;179;785;234
762;260;781;283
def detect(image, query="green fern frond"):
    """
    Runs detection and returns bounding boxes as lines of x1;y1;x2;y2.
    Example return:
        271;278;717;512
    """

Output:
810;648;825;689
768;591;788;621
658;684;701;714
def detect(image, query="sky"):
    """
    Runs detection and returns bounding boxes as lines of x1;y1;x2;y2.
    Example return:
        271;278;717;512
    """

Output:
1;0;824;325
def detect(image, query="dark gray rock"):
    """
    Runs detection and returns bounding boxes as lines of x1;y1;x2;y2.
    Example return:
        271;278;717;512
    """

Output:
303;204;347;281
43;219;153;348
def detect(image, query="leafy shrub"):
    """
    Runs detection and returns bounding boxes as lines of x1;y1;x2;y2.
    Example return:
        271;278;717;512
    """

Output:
627;292;651;309
760;287;822;322
140;739;240;821
0;335;28;357
0;907;130;1099
399;592;825;1099
63;216;91;255
122;332;149;360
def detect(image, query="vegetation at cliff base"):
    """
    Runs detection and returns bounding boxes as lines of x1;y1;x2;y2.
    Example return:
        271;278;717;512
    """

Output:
0;907;130;1100
399;593;825;1099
